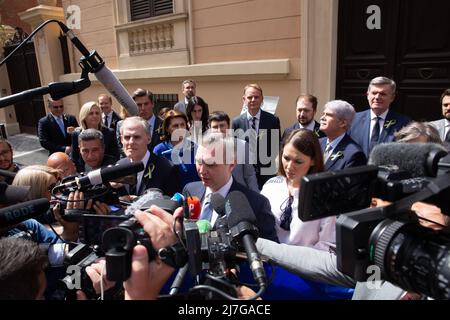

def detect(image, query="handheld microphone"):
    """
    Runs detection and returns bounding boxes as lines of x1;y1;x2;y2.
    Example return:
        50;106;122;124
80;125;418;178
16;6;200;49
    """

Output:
57;161;144;190
0;198;50;228
225;191;267;289
0;169;17;180
369;143;448;177
186;196;201;219
211;193;226;217
58;22;138;116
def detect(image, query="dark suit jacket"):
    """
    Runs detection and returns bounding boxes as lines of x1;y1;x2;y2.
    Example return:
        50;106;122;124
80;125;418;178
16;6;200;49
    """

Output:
116;116;163;158
117;153;182;196
320;134;367;171
232;111;281;187
183;180;279;242
106;111;122;132
348;109;411;157
71;126;119;173
282;121;326;141
38;113;79;155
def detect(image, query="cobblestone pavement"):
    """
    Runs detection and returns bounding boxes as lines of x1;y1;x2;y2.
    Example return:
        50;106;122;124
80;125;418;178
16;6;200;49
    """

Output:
9;133;48;166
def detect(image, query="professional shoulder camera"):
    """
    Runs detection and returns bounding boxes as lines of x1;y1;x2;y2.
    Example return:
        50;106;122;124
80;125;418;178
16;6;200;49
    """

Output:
298;143;450;300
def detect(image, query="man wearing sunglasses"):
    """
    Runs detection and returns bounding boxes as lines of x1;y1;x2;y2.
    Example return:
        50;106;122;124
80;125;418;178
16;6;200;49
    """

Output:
38;98;79;155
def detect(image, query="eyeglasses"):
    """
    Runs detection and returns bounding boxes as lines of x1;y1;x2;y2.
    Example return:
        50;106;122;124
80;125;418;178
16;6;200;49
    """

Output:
279;195;294;231
0;149;11;157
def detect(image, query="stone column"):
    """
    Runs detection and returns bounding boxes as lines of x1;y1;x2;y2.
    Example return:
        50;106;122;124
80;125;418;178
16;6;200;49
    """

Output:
19;5;64;89
0;25;20;135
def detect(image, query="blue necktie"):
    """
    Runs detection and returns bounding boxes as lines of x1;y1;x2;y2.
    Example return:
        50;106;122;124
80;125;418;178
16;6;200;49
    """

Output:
200;194;213;222
56;117;66;137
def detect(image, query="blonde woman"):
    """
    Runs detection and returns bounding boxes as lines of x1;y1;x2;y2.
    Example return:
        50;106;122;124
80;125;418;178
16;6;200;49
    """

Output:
71;101;119;172
13;165;59;201
12;165;110;242
11;165;79;242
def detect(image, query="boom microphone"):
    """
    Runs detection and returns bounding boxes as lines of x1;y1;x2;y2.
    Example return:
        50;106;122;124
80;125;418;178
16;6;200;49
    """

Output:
58;22;138;116
225;191;267;289
369;143;448;177
56;161;144;190
0;198;50;228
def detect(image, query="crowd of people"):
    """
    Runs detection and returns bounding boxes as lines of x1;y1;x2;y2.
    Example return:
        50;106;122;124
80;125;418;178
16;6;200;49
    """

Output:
0;76;449;300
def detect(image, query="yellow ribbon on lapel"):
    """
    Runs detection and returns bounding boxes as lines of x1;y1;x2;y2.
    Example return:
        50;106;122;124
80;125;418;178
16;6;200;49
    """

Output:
144;163;155;179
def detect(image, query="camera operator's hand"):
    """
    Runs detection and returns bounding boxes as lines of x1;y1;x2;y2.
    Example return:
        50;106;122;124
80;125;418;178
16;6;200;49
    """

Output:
411;202;449;230
53;191;83;242
134;205;184;250
86;200;111;215
75;259;117;300
119;195;138;203
123;245;175;300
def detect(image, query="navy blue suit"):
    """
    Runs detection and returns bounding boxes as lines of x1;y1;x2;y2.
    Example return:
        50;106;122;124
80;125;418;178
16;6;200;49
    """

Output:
320;134;367;171
348;109;410;157
38;113;79;155
232;110;281;189
282;121;325;142
183;180;279;242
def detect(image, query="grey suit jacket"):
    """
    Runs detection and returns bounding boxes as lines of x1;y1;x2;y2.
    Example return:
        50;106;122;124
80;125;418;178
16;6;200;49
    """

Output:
232;138;259;192
174;101;187;114
256;238;406;300
429;118;447;141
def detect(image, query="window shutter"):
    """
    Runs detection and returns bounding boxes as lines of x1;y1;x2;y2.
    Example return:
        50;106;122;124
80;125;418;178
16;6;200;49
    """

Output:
130;0;152;21
154;0;173;16
130;0;173;21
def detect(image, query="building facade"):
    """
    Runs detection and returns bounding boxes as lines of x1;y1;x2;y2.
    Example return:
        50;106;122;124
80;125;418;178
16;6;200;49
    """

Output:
2;0;449;135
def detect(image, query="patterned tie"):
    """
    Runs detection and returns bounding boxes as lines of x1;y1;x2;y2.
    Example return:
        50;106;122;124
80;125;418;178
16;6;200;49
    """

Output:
324;143;332;162
200;194;213;222
251;117;257;132
56;117;66;137
369;116;381;152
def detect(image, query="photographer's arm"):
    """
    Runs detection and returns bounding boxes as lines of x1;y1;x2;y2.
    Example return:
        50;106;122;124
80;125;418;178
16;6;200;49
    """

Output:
53;191;80;242
256;238;356;288
122;206;184;300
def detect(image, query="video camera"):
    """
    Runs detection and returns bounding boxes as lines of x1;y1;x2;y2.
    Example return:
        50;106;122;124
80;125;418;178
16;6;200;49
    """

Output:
51;162;146;218
298;143;450;300
61;188;267;300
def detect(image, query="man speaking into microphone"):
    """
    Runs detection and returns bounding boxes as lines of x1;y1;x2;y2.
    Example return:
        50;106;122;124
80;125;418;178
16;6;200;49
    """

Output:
183;132;278;242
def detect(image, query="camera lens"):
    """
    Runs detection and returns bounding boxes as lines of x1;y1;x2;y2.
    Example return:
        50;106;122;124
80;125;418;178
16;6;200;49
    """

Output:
369;219;450;300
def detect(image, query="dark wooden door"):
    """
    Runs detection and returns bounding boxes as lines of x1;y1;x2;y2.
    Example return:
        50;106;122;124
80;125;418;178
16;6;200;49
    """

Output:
4;41;46;134
336;0;450;121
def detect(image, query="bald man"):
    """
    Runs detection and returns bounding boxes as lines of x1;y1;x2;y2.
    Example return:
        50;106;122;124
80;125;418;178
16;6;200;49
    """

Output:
47;152;77;178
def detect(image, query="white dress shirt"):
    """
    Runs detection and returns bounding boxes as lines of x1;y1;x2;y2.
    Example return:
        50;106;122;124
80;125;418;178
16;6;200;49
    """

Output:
246;109;261;133
202;176;233;226
261;176;336;250
132;150;151;194
369;109;389;142
299;120;316;132
102;111;114;128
